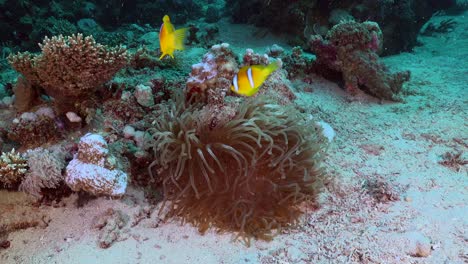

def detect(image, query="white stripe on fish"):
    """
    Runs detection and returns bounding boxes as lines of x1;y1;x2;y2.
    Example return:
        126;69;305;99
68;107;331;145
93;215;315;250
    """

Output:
247;67;254;88
233;74;239;92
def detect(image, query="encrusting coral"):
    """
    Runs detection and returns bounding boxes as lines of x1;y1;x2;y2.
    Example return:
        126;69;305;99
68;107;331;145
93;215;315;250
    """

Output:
0;149;27;188
19;147;65;198
8;33;129;113
310;21;410;101
65;133;128;197
186;43;238;104
147;94;326;245
7;110;59;148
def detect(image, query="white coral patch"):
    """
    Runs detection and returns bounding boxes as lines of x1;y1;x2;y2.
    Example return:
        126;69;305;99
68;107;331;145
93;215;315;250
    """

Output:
316;121;336;143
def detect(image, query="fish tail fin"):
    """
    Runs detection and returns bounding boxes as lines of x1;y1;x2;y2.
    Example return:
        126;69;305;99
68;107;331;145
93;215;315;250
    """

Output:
264;59;281;74
173;28;187;50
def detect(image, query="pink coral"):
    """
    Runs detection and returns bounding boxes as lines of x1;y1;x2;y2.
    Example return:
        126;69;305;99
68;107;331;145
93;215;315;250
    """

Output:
186;43;238;103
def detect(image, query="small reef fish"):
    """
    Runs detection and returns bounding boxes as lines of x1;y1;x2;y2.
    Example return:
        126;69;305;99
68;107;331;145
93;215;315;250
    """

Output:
231;60;280;97
159;15;187;60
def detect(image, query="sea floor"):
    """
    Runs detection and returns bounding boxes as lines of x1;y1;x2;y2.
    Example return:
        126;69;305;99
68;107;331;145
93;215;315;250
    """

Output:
0;12;467;264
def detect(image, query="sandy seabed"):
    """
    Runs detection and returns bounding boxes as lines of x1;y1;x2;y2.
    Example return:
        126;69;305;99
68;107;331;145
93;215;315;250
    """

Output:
1;13;467;264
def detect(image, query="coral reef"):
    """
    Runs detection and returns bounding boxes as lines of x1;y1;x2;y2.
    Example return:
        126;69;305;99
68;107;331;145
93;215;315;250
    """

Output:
19;147;65;198
65;133;128;197
226;0;457;55
8;34;129;114
147;95;326;245
0;0;207;50
0;149;27;188
282;47;314;80
7;109;59;148
186;43;238;104
310;21;410;101
186;23;221;48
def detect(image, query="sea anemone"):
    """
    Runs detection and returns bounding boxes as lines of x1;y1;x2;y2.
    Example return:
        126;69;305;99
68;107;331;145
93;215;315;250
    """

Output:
147;95;326;245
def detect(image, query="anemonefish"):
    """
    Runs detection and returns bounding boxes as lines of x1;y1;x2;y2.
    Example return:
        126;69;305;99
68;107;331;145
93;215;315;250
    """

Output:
159;15;187;60
231;60;280;97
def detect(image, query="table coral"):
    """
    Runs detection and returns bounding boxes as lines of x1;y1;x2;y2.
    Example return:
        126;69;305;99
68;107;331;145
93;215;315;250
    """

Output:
8;34;129;113
310;21;410;101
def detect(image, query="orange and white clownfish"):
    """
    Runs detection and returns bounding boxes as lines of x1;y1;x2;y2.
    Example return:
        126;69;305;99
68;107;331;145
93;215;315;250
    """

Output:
159;15;187;60
230;60;280;97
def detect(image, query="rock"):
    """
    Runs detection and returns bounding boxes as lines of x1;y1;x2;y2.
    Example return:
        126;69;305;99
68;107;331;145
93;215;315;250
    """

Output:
138;32;158;45
123;125;136;139
267;44;285;57
77;18;101;33
134;84;154;107
20;112;38;122
133;131;150;149
13;76;37;112
2;96;13;106
0;83;6;98
316;121;335;143
66;112;82;123
92;208;129;249
65;133;128;196
35;107;55;119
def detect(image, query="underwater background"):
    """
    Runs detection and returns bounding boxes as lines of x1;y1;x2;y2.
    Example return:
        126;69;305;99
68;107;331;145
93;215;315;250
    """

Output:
0;0;467;263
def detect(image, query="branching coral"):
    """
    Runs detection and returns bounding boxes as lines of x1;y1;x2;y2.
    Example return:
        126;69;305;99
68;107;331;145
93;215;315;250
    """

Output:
147;95;326;245
19;147;65;197
8;33;129;113
0;149;27;188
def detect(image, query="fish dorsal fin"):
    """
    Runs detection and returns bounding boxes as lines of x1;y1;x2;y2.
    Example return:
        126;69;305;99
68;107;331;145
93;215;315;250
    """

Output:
172;28;187;50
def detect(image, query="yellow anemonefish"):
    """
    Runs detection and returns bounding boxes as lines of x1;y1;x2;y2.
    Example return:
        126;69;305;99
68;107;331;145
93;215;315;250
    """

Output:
159;15;187;60
230;60;280;97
